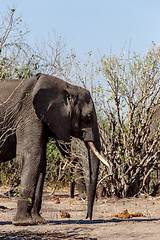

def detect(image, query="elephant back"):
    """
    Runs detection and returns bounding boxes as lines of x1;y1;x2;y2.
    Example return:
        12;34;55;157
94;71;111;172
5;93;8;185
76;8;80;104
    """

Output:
0;76;40;130
0;79;22;104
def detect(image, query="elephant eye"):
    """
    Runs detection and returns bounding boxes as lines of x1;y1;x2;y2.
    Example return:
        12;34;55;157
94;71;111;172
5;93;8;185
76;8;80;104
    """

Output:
80;110;92;125
86;114;92;123
80;109;82;119
79;109;83;126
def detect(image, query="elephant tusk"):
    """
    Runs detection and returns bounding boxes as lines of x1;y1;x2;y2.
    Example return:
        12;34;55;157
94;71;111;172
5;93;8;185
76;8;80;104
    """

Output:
88;141;112;169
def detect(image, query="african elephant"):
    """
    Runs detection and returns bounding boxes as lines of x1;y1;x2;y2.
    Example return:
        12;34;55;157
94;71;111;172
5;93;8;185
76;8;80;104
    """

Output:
0;73;108;226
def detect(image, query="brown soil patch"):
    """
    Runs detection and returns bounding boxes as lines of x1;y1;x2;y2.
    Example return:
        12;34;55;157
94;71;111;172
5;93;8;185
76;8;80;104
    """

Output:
110;209;146;219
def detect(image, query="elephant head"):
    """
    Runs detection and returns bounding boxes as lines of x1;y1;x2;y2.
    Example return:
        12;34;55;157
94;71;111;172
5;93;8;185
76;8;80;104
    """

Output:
32;73;109;220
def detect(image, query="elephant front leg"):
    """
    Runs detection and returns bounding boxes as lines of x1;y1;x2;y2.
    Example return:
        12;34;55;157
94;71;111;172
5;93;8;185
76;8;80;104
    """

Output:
31;159;47;224
12;160;40;226
12;132;46;226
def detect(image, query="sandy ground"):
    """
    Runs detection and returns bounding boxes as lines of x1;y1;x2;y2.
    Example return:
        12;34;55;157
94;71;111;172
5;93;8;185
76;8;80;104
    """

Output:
0;187;160;240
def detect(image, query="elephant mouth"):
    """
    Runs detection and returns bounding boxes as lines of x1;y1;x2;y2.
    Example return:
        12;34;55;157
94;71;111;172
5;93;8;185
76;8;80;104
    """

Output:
71;129;82;139
88;141;112;170
71;128;111;169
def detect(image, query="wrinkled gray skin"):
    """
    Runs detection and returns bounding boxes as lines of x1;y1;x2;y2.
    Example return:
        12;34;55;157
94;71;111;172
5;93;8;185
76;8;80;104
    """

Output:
0;73;100;225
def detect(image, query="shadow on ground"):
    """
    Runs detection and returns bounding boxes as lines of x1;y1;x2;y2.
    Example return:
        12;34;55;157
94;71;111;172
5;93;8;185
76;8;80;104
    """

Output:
49;218;160;224
1;217;160;226
0;230;89;240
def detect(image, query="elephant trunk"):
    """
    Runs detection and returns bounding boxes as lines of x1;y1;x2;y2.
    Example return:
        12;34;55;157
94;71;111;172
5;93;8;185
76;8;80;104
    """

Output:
83;126;100;220
82;126;112;220
86;141;112;220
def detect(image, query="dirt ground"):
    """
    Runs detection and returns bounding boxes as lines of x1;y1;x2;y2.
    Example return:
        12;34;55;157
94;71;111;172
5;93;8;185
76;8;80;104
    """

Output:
0;187;160;240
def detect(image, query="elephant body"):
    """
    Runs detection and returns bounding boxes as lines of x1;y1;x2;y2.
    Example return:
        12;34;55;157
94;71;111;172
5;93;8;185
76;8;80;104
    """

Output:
0;73;100;225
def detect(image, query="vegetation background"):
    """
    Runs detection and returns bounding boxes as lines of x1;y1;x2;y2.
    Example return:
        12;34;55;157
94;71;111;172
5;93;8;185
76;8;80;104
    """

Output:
0;9;160;198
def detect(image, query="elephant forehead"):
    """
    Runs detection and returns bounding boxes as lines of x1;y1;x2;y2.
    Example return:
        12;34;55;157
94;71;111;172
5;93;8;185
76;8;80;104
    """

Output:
81;101;93;115
78;90;91;104
81;92;91;104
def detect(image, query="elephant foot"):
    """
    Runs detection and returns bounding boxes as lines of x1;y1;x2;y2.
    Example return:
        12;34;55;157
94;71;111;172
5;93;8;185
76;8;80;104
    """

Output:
12;199;36;226
12;213;36;226
32;213;47;224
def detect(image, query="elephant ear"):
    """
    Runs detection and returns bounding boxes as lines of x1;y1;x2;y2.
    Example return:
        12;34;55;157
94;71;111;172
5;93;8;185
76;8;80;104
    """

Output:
33;87;72;141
